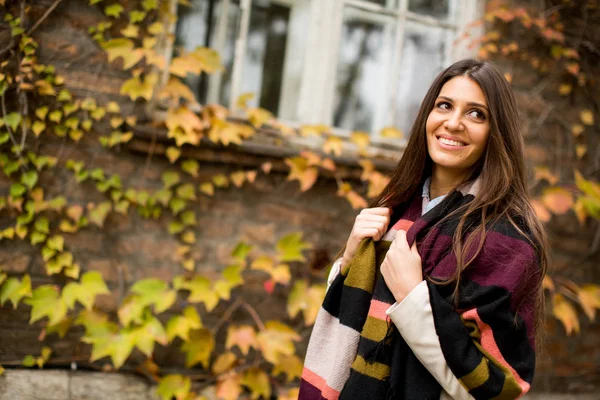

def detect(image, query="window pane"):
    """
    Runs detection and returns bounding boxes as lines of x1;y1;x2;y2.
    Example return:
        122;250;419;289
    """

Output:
175;0;239;106
394;22;451;134
408;0;450;21
333;9;396;132
242;1;291;116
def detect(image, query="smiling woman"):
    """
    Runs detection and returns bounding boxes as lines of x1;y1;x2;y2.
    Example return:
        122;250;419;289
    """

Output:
300;59;549;400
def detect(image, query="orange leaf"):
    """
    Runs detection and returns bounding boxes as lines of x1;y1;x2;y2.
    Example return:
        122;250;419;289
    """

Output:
571;124;585;137
226;325;257;356
236;92;255;109
323;136;343;157
542;187;573;215
380;126;403;139
284;157;318;192
542;275;555;291
576;145;587;159
531;199;551;222
558;84;572;96
246;107;273;129
216;374;242;400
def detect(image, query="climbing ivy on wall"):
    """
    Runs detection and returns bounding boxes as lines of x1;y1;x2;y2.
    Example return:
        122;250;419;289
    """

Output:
0;0;600;399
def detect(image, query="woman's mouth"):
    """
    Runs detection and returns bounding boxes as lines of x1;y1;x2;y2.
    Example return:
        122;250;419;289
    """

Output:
436;135;466;148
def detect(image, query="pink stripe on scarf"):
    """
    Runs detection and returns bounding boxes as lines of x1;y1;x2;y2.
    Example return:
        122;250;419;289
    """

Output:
301;368;341;400
368;299;392;321
461;309;530;397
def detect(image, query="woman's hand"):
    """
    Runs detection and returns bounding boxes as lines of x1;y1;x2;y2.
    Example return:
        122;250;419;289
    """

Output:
380;230;423;303
342;207;391;268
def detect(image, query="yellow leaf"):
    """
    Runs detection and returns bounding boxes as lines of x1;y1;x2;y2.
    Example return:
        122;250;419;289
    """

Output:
251;256;274;273
534;166;558;185
271;264;291;286
181;276;219;311
272;354;302;382
62;271;110;310
542;275;555;291
0;365;4;376
246;107;272;128
230;171;246;188
552;294;580;335
323;136;343;157
131;316;168;356
241;368;271;400
366;171;389;198
212;351;237;375
236;92;255;109
542;187;574;215
130;278;176;314
0;274;32;308
380;126;403;138
256;321;300;364
101;38;144;70
199;182;214;196
166;306;202;342
580;109;594;126
226;325;257;356
571;124;585;137
558;84;572;96
284;156;318;192
46;316;73;339
181;328;214;368
121;24;140;38
351;131;370;152
578;284;600;321
158;77;198;105
120;72;158;101
576;144;587;159
574;198;588;225
166;146;181;163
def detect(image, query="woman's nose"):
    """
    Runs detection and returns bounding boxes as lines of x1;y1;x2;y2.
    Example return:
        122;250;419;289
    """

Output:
444;112;463;132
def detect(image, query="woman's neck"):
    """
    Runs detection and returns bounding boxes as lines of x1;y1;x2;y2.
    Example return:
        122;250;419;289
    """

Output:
430;167;469;199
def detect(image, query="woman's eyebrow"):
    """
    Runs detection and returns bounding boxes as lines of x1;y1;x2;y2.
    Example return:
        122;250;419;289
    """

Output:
438;96;489;112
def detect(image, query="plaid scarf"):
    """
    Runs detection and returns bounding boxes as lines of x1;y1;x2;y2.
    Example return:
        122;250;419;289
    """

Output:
300;178;541;399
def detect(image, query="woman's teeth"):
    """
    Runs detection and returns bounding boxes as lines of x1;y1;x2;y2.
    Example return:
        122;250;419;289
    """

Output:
438;137;465;147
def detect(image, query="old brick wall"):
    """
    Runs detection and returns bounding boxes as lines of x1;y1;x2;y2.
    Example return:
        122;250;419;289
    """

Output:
0;0;598;395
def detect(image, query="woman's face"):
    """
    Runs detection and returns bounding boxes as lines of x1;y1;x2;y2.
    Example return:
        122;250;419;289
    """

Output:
425;76;491;176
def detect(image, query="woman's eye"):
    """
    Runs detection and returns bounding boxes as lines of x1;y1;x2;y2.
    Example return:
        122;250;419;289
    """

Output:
437;102;451;110
468;110;486;120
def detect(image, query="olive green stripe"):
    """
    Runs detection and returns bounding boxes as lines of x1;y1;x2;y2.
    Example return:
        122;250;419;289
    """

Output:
351;355;390;381
460;357;489;389
361;315;389;342
343;239;376;293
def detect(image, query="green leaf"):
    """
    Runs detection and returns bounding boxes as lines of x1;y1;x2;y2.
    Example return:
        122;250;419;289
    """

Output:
142;0;158;11
22;355;36;367
25;285;67;325
181;159;199;177
169;197;186;215
46;235;64;251
130;278;176;314
90;168;105;181
48;110;62;123
10;183;26;198
180;210;196;226
176;183;196;200
181;328;214;368
34;217;50;234
156;375;191;400
129;10;147;24
104;4;124;18
162;171;180;189
0;275;32;308
57;89;72;102
153;188;172;207
277;232;312;262
180;277;219;311
30;231;47;245
168;221;184;235
32;121;46;137
165;306;202;342
35;106;49;120
21;170;38;189
232;242;252;262
4;112;21;131
88;201;112;227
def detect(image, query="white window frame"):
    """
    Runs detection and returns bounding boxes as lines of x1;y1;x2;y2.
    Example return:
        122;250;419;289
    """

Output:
175;0;485;140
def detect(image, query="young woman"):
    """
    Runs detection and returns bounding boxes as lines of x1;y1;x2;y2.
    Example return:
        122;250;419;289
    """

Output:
299;59;548;400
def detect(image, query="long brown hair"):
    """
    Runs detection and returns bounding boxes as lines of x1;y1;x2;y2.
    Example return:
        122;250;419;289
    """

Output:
369;59;548;345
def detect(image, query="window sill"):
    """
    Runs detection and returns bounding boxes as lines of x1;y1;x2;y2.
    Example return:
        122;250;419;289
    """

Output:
130;119;403;180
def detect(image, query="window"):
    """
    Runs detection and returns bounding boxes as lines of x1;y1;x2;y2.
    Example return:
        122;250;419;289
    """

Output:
174;0;484;138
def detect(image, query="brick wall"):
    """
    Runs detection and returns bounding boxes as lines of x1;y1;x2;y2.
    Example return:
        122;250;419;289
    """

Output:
0;0;598;394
